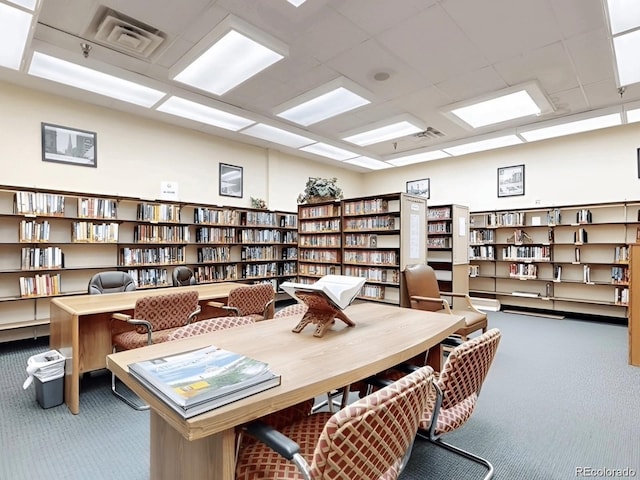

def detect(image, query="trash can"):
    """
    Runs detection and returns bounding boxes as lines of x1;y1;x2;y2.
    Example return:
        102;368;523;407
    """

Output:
23;350;66;409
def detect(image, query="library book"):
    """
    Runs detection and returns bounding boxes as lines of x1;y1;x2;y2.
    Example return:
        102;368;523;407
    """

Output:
128;345;280;419
281;275;366;310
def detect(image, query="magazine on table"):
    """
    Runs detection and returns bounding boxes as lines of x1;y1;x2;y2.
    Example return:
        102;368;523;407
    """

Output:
280;274;366;310
128;345;280;418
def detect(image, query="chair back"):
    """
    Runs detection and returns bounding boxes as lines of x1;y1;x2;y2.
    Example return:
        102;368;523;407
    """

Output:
438;328;501;410
310;366;434;479
403;264;442;311
228;284;275;318
88;271;136;294
132;291;199;333
168;316;254;340
172;266;196;286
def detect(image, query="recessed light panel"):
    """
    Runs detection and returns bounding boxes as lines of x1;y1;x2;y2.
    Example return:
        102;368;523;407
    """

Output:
240;123;315;148
299;142;359;161
171;16;288;96
605;0;640;35
344;157;393;170
0;2;33;70
443;135;522;156
519;113;621;142
29;52;167;107
387;150;450;166
342;117;425;146
275;77;372;126
157;96;254;131
613;30;640;87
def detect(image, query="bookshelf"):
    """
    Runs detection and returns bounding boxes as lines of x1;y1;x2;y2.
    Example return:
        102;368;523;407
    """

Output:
297;193;427;307
427;204;470;307
628;244;640;366
0;185;297;342
469;202;635;318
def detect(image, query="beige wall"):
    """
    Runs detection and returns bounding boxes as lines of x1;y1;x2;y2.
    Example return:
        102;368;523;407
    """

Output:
0;81;363;212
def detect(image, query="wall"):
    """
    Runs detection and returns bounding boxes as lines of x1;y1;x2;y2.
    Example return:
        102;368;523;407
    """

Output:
0;81;363;211
363;122;640;212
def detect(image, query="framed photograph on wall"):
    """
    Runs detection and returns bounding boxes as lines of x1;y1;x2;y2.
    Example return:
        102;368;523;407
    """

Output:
219;163;243;198
406;178;430;198
497;164;525;197
41;123;97;168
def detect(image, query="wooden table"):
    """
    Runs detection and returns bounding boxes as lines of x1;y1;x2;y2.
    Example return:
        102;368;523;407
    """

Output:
107;302;465;480
50;282;244;414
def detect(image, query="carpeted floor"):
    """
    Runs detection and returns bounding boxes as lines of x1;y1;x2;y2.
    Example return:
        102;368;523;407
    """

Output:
1;310;639;479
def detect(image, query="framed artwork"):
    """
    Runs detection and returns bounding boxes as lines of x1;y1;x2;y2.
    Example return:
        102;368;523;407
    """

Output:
219;163;243;198
406;178;430;198
497;164;525;197
637;148;640;178
41;123;97;168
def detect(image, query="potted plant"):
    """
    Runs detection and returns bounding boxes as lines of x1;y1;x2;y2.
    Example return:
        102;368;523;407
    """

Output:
297;177;343;204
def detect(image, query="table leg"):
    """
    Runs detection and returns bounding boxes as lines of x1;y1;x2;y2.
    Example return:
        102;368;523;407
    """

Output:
426;343;445;371
150;411;236;480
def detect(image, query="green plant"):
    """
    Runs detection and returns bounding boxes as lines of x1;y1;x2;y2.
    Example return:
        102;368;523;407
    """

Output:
297;177;343;204
250;197;267;209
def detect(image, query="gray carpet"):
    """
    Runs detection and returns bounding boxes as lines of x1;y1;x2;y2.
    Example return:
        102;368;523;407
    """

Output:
1;311;639;479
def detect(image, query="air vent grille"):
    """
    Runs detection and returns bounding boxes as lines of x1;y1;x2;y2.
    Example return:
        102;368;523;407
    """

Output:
94;11;164;58
415;127;445;139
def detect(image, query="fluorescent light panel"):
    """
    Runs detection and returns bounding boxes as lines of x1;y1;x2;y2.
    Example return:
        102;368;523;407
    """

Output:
157;96;254;131
612;30;640;87
443;135;522;156
451;90;542;128
275;78;371;126
240;123;315;148
343;119;424;146
387;150;450;167
605;0;640;35
519;113;621;142
626;107;640;123
28;52;166;107
172;16;287;96
0;2;32;70
299;142;359;161
344;157;393;170
287;0;307;6
5;0;37;11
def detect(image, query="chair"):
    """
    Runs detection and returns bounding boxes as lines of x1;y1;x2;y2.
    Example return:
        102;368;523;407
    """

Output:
88;271;136;294
111;290;201;409
209;283;276;321
236;365;434;480
167;315;255;340
172;266;196;286
273;302;309;319
404;264;488;341
416;328;502;480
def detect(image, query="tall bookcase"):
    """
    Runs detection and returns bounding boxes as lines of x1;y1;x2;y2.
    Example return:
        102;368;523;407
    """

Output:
0;186;297;342
427;204;470;306
628;244;640;366
297;193;427;306
469;202;636;318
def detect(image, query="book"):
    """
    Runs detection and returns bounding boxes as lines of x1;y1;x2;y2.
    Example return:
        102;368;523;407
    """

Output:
128;345;280;418
280;274;366;310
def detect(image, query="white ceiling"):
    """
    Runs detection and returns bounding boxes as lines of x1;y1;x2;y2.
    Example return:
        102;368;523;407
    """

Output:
3;0;638;171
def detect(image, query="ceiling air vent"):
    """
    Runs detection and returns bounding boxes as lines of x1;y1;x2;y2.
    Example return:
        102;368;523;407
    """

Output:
415;127;445;140
94;11;165;59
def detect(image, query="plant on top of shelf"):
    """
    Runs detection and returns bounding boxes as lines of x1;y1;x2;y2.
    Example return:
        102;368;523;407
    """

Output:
297;177;343;204
250;197;267;209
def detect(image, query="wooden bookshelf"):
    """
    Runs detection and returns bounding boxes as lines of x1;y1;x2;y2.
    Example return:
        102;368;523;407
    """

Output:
0;185;297;341
628;244;640;366
470;202;635;318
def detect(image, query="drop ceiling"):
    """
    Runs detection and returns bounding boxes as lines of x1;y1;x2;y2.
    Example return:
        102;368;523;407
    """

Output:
2;0;639;171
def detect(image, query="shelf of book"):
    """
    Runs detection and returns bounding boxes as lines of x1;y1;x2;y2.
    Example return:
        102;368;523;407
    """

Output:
469;202;635;318
0;185;297;341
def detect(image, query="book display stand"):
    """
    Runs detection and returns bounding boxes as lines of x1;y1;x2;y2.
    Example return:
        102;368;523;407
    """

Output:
290;290;355;337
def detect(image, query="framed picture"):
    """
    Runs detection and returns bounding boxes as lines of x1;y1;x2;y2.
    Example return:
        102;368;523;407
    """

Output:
219;163;243;198
406;178;430;198
41;123;97;167
497;164;525;197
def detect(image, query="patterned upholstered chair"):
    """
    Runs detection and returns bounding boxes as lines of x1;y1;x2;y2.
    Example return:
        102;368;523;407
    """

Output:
208;283;275;321
273;302;309;319
111;290;201;409
167;315;254;340
172;266;196;286
404;264;488;341
236;366;435;480
416;328;501;480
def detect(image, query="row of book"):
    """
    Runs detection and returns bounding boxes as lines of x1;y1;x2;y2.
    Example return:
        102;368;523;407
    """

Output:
21;247;64;270
134;225;190;243
120;246;185;266
15;192;65;216
77;198;117;219
136;203;181;223
72;222;119;243
343;250;398;266
298;264;339;276
427;221;451;234
343;198;390;216
299;250;340;263
194;265;238;283
125;268;169;288
343;266;399;284
19;273;61;297
427;207;451;220
242;211;278;227
299;234;340;247
501;245;551;261
19;220;51;242
299;219;340;233
193;207;239;225
298;204;340;219
343;216;397;231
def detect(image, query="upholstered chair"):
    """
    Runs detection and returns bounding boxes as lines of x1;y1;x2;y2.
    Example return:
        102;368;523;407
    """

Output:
88;271;136;294
273;303;309;319
209;283;275;321
167;315;254;340
172;266;196;286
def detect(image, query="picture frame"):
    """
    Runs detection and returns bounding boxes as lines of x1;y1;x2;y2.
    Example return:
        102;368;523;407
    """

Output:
219;163;243;198
497;164;525;197
41;123;97;168
406;178;430;198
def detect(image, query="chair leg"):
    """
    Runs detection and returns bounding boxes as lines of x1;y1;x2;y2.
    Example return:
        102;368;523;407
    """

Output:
416;431;494;480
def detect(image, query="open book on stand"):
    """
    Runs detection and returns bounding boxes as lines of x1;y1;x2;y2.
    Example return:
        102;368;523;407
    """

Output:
128;345;280;418
280;275;366;310
280;275;366;337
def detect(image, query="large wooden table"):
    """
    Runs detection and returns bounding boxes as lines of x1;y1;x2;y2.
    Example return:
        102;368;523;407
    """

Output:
107;302;465;480
50;282;244;414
